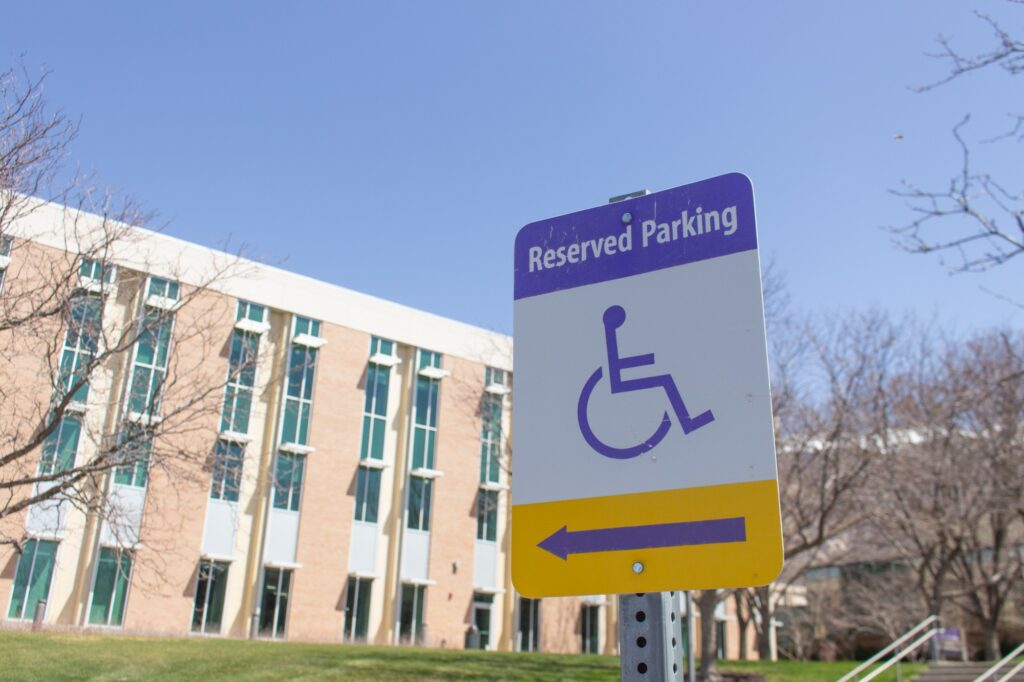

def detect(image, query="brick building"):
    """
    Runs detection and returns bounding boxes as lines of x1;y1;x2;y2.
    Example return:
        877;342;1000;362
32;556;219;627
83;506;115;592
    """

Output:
0;199;753;658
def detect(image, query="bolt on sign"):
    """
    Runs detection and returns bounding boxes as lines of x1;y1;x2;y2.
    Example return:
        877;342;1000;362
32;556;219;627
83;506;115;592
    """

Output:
512;173;783;597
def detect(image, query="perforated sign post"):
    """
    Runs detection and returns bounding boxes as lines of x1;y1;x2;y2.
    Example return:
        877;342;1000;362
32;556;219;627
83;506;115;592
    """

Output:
512;174;783;602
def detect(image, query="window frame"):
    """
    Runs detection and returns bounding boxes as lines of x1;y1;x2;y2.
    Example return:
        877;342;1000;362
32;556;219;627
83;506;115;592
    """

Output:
56;294;102;405
125;306;175;420
210;440;244;502
353;464;382;523
39;415;83;475
518;597;541;652
280;318;319;446
343;576;373;642
87;547;133;627
6;539;58;621
406;475;432;531
398;583;426;645
191;559;229;635
476;489;499;542
258;566;291;639
272;452;305;512
221;328;260;435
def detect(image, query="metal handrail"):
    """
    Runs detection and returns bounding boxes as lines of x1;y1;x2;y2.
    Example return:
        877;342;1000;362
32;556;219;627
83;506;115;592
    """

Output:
975;641;1024;682
859;627;941;682
836;615;939;682
995;658;1024;682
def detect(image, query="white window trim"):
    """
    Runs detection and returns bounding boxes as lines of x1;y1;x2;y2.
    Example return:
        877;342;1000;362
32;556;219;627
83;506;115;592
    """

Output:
65;400;88;415
349;571;378;580
471;586;506;595
479;481;508;492
76;277;107;294
279;442;314;455
126;411;163;426
484;383;511;396
409;467;443;479
292;333;327;348
418;366;449;380
0;255;9;270
26;531;62;542
402;577;437;587
199;553;234;563
218;430;252;444
264;560;303;570
368;352;400;367
359;458;388;470
145;294;180;312
235;318;270;335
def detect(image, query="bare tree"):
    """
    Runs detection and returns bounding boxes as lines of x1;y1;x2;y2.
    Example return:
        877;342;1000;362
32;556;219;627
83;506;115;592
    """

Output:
748;309;902;660
865;327;1024;660
944;331;1024;659
0;63;249;577
889;2;1024;275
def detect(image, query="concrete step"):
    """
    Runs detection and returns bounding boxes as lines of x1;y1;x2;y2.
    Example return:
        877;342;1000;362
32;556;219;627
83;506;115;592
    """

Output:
910;661;1012;682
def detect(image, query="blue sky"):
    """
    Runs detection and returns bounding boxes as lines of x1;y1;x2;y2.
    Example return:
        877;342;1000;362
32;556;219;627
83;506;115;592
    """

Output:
4;1;1021;335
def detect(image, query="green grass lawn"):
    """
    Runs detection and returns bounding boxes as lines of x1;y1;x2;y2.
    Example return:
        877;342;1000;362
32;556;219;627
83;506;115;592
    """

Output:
0;631;926;681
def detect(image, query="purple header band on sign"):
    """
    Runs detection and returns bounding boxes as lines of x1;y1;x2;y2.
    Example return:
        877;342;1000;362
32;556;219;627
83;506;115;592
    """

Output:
514;173;757;301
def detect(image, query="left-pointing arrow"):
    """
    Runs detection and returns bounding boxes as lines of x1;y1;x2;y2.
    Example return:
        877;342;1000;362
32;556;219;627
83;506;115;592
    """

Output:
537;517;746;561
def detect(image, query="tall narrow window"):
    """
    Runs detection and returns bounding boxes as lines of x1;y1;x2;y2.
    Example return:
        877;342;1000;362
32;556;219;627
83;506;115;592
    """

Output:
353;466;382;523
344;576;372;641
56;295;102;404
410;350;441;470
272;453;304;511
88;547;132;626
353;337;392;525
126;308;174;418
476;489;498;542
360;337;393;462
259;567;291;639
406;476;432;531
399;583;426;645
281;317;320;446
518;597;540;652
479;393;502;485
472;592;494;650
39;415;82;475
114;426;152;488
406;349;441;533
210;440;243;502
581;604;600;654
221;328;259;435
7;539;58;620
191;559;229;634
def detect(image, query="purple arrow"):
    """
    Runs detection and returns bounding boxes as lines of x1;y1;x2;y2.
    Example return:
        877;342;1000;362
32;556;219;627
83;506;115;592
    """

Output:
537;517;746;560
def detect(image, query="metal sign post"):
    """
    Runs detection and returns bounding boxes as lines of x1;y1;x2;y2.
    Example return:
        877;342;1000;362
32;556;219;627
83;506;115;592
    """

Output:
619;591;683;681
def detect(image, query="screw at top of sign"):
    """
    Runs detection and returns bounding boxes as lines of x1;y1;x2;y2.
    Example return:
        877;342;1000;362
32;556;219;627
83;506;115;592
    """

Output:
621;212;632;224
632;561;644;574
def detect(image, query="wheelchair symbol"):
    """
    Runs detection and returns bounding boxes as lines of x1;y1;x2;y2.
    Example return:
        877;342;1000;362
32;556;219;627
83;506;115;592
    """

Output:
577;305;714;460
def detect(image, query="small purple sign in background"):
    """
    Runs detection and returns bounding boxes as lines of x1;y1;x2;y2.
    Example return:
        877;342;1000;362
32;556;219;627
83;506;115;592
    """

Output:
514;173;757;301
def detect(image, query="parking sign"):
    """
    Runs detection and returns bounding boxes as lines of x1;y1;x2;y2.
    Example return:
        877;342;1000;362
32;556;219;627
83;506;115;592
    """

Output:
512;173;783;597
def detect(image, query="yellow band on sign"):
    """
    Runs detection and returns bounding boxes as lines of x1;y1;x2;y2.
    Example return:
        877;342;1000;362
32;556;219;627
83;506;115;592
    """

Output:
512;479;783;598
